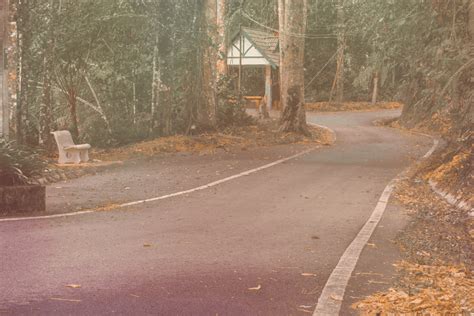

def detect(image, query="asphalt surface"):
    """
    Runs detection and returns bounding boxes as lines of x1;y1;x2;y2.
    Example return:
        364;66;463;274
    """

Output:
0;110;432;315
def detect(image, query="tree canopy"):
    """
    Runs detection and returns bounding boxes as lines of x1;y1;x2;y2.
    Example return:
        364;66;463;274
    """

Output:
5;0;473;147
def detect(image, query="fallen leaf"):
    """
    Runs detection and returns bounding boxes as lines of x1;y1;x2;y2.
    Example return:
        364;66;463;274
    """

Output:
248;285;261;291
368;280;390;285
66;284;81;289
296;308;313;313
50;297;82;302
330;294;343;301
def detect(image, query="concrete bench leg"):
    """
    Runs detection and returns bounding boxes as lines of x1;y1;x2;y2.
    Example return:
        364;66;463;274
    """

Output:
80;150;89;163
60;150;81;164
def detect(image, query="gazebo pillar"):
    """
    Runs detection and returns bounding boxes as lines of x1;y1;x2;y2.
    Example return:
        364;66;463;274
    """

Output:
264;65;272;111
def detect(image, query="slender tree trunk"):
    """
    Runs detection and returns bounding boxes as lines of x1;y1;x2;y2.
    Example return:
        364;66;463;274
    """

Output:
371;71;379;105
216;0;226;78
67;88;79;140
84;75;112;135
39;54;53;148
279;0;309;135
16;0;32;144
469;0;474;46
329;0;345;104
201;0;221;128
151;42;157;129
163;31;177;136
1;1;10;139
150;34;159;133
185;1;203;133
132;81;136;125
278;0;287;107
39;0;56;150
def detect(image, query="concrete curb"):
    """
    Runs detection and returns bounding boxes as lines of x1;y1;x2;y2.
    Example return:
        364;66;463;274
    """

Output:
409;133;473;214
374;121;472;215
429;180;474;214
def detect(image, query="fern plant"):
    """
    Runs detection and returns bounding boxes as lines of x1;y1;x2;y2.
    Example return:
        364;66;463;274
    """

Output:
0;139;46;186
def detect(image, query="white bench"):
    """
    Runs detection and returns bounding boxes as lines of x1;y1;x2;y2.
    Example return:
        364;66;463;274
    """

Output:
51;130;91;164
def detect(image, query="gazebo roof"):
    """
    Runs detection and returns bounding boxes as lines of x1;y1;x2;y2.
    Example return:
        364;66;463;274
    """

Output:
227;27;280;67
241;27;280;66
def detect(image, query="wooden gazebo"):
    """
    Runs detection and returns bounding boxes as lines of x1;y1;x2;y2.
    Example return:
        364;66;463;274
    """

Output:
227;27;280;110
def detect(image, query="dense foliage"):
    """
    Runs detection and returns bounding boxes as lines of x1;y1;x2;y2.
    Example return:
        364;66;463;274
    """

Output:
0;139;46;185
11;0;222;147
6;0;473;148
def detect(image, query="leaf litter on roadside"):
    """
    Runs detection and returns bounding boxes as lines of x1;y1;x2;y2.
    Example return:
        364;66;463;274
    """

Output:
352;261;474;315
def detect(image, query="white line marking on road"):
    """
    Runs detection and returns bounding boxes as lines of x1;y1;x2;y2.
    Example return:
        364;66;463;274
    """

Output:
0;148;318;223
423;139;439;159
120;147;316;208
313;137;439;316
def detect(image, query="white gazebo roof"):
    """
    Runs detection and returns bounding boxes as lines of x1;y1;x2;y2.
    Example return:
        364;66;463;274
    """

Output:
227;27;279;68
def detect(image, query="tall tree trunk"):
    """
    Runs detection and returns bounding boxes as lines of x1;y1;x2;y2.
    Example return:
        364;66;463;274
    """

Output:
163;30;177;136
329;0;345;104
1;0;10;139
201;0;222;129
16;0;32;144
132;81;136;125
371;71;379;105
84;75;112;135
39;54;53;148
185;1;203;133
469;0;474;46
279;0;309;135
278;0;287;106
216;0;226;78
68;88;79;139
150;35;159;133
39;0;56;150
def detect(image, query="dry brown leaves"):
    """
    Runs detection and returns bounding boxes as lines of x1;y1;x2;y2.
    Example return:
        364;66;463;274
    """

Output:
395;178;473;263
357;152;474;315
353;261;474;315
306;101;402;112
425;148;473;205
92;120;329;162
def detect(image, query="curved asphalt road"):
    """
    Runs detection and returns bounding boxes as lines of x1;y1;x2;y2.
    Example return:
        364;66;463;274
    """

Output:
0;110;431;315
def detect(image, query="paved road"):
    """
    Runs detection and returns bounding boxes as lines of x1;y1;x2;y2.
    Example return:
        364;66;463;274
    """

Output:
0;110;431;315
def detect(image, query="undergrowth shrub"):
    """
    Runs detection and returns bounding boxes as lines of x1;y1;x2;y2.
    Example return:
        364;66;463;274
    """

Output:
217;75;254;128
0;139;46;186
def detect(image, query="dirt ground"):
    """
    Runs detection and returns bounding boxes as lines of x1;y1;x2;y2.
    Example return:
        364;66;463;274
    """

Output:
90;119;332;162
38;119;333;185
306;101;402;112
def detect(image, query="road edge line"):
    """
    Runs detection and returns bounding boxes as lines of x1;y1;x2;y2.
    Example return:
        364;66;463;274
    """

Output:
0;146;322;223
313;137;439;315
